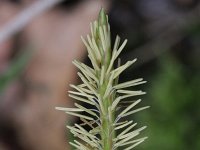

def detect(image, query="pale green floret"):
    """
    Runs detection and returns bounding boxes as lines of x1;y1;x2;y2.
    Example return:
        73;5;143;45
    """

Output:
56;8;149;150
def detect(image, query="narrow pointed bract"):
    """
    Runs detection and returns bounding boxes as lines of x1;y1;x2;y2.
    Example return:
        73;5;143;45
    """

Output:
56;8;148;150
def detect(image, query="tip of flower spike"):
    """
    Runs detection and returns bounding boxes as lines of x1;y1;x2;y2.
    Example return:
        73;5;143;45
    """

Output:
98;8;107;27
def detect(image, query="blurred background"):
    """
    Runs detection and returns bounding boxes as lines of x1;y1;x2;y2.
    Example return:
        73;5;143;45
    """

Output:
0;0;200;150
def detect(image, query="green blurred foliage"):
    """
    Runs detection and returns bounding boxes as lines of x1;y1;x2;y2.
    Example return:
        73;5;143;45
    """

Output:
136;57;200;150
0;51;31;93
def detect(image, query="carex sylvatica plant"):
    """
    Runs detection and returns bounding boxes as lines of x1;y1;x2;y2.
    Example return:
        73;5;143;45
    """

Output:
56;8;149;150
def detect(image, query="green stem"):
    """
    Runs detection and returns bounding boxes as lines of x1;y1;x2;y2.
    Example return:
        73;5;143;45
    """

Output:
98;8;116;150
100;81;115;150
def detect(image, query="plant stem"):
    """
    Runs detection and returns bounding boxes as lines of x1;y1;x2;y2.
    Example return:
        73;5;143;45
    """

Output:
100;85;115;150
0;0;64;44
99;66;116;150
96;8;116;150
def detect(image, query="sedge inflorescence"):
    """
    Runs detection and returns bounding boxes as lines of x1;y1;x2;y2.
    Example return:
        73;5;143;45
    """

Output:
56;8;149;150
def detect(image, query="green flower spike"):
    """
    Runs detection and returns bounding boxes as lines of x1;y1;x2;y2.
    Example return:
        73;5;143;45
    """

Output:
56;8;149;150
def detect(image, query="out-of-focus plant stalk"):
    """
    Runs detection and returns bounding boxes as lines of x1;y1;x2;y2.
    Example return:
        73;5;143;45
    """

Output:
0;0;64;44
